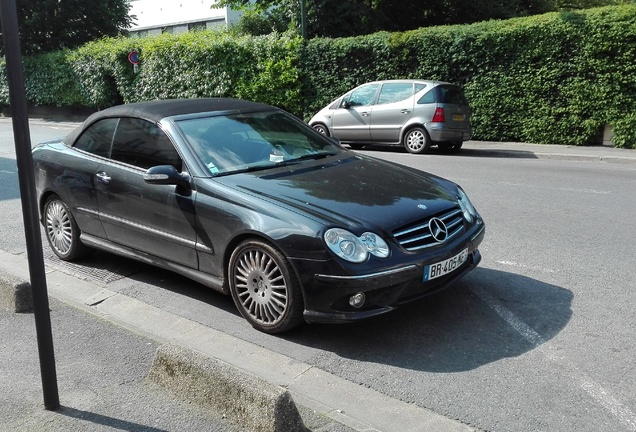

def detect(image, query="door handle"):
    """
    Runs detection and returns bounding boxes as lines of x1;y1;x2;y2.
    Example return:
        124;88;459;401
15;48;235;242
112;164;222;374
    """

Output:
96;171;111;184
400;110;410;114
361;112;369;117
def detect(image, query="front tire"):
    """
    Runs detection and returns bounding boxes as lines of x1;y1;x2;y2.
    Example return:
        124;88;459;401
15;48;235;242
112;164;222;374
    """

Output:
403;127;431;154
312;123;330;137
228;240;304;333
43;195;91;260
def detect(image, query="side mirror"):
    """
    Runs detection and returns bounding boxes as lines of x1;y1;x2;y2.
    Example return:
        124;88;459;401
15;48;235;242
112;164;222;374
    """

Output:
144;165;190;188
341;100;351;109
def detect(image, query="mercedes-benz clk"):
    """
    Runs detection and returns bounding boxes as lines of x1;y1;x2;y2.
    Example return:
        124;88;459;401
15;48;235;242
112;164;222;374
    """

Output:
33;98;485;333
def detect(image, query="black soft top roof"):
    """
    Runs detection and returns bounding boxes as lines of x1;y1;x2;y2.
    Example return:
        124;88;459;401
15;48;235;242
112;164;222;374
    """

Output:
64;98;276;144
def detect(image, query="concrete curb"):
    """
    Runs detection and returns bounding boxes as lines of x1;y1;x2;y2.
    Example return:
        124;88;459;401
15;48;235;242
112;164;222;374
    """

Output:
532;153;636;164
147;344;306;432
0;272;33;313
0;249;476;432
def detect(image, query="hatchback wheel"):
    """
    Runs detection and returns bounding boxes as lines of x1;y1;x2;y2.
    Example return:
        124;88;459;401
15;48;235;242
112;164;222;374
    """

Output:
312;123;330;136
44;195;91;260
228;240;304;333
403;127;431;154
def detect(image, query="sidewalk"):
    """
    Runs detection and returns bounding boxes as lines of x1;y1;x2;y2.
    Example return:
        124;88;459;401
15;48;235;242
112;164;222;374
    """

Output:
461;140;636;164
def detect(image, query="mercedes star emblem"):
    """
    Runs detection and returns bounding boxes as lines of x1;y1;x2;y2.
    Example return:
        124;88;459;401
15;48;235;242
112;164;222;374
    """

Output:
428;217;448;242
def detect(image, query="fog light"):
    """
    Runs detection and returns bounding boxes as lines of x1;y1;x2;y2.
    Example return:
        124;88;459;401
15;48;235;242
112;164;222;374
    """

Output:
349;292;366;308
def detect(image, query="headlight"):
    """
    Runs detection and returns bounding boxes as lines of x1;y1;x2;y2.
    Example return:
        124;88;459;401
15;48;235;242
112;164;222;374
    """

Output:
457;188;478;223
324;228;390;263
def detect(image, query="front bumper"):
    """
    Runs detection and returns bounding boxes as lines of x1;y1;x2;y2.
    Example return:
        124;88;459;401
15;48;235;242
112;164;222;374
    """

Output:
294;223;485;324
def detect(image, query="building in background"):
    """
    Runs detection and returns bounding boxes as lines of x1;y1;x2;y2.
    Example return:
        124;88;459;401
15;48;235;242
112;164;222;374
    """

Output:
129;0;242;37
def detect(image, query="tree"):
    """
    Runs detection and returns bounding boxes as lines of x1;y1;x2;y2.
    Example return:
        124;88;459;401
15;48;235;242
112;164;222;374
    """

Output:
553;0;634;9
217;0;634;38
216;0;554;38
2;0;135;55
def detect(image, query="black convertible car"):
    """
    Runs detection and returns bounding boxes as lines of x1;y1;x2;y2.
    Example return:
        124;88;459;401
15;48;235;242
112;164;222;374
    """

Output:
33;98;485;333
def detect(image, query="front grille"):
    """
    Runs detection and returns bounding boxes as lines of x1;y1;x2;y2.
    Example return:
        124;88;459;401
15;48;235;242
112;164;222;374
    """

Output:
393;207;465;251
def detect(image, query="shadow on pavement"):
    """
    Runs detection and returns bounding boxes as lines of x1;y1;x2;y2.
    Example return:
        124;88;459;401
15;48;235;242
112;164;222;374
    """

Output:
355;144;539;159
57;406;169;432
285;267;572;373
45;251;572;374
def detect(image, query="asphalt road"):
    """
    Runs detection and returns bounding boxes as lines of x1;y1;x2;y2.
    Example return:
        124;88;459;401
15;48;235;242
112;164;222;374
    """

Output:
1;119;635;431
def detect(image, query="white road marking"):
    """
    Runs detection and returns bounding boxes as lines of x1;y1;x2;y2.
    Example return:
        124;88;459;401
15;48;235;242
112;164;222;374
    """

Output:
496;260;557;273
471;286;636;431
500;181;611;195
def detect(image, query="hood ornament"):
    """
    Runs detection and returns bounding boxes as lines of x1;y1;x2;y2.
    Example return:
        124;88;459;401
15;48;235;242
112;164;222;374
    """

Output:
428;217;448;242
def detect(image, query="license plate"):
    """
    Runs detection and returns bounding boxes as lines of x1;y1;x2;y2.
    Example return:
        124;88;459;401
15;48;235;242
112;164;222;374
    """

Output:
452;114;465;121
423;248;468;281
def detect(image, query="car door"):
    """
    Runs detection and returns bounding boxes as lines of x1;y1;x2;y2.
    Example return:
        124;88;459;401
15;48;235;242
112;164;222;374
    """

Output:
95;117;198;269
63;117;121;239
368;82;416;143
331;83;379;142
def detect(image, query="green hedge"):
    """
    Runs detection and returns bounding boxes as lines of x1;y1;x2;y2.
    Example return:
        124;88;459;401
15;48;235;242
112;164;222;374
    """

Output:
1;6;635;148
68;31;304;114
302;6;636;147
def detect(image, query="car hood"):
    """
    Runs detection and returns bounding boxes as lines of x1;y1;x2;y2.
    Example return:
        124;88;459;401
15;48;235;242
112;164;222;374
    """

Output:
213;153;460;235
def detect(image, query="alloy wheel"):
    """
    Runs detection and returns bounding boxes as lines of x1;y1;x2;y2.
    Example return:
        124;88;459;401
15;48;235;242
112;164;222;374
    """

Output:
229;240;303;333
45;199;73;256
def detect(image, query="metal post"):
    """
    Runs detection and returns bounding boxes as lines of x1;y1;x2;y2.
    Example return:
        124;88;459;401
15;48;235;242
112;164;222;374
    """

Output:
300;0;307;39
0;0;60;410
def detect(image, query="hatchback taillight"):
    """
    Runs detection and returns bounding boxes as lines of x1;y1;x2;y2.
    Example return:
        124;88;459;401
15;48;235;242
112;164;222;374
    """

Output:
432;107;445;123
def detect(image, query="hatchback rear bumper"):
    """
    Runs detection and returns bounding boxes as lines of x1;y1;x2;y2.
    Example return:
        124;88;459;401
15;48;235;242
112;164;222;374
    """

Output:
428;126;471;142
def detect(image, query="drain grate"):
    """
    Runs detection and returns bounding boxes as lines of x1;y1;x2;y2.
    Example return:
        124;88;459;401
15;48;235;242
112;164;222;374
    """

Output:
44;251;145;284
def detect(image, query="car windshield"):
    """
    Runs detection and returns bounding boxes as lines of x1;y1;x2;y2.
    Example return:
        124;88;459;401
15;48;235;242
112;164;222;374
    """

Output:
176;110;341;175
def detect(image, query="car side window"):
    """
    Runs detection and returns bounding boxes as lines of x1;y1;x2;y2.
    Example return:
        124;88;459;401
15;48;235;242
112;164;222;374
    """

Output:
111;118;182;171
341;84;379;107
376;83;414;105
73;118;118;157
417;89;436;105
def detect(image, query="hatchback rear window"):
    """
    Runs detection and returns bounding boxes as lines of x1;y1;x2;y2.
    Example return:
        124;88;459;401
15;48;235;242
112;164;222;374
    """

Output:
437;85;468;104
417;85;468;105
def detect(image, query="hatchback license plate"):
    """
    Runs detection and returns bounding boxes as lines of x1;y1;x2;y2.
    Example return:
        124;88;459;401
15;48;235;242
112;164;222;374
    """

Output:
423;248;468;281
452;114;465;121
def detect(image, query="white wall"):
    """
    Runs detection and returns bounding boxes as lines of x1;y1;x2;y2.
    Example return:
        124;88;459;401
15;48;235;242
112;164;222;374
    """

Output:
129;0;241;32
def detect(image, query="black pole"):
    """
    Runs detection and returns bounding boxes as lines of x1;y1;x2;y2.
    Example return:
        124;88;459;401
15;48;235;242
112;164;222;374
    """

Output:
0;0;60;410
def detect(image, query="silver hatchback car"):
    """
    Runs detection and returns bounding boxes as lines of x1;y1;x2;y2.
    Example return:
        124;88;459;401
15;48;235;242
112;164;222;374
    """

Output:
309;79;472;154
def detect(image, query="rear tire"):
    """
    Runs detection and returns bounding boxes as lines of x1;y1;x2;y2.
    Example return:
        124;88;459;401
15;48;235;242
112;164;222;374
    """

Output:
228;239;304;333
403;127;431;154
43;195;91;261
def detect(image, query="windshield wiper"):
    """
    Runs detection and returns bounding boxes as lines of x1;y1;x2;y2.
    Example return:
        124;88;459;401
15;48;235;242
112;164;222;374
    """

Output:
213;153;338;176
213;164;277;176
281;152;338;165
